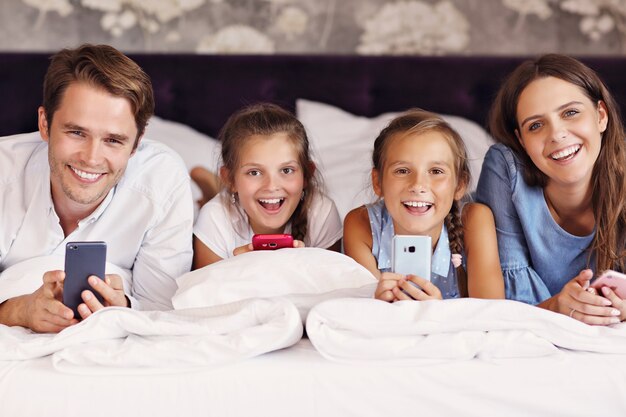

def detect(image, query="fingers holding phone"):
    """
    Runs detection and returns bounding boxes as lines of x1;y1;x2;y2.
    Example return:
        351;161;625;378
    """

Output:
17;270;77;333
590;270;626;322
77;274;129;320
375;272;403;302
558;270;621;325
396;275;442;301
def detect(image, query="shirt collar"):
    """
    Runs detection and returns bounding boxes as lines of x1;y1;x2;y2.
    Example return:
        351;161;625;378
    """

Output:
432;224;451;277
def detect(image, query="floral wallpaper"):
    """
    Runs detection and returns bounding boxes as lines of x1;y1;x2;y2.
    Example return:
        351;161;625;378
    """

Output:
1;0;626;55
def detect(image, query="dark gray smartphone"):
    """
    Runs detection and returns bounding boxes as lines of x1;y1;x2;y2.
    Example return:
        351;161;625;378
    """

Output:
63;241;107;318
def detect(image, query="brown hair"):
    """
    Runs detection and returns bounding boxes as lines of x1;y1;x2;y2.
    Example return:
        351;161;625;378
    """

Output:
372;109;471;296
488;54;626;272
43;43;154;147
219;103;318;241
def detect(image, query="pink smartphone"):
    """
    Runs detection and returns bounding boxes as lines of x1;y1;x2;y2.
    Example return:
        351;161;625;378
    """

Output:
591;270;626;298
252;234;294;250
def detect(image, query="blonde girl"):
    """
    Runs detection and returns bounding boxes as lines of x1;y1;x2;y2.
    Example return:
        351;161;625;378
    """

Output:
344;109;503;301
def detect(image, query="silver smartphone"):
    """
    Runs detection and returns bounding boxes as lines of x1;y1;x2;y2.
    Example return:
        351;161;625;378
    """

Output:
391;235;431;280
63;241;107;318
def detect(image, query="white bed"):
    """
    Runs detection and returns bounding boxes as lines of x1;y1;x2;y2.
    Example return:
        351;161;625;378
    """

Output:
2;337;626;417
2;99;626;417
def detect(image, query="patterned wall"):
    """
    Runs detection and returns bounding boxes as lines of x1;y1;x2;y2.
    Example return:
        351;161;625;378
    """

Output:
1;0;625;55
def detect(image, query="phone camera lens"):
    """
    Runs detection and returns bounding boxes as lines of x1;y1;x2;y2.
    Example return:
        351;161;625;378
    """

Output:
408;246;415;253
71;245;78;250
269;242;277;247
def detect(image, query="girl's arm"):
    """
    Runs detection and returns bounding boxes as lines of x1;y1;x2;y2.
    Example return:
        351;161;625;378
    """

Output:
343;206;381;279
192;236;223;269
462;202;505;299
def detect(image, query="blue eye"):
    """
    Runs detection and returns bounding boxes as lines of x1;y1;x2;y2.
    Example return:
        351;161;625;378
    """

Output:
564;109;579;117
528;122;541;132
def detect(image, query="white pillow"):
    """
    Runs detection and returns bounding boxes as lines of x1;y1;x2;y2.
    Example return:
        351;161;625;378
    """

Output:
297;99;494;220
172;248;377;321
143;116;222;212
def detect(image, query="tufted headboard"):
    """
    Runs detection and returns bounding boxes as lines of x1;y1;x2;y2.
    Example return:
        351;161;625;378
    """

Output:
1;53;625;138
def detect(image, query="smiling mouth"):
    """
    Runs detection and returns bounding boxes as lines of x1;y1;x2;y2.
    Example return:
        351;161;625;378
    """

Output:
70;166;105;182
258;197;285;211
403;200;433;214
550;144;581;161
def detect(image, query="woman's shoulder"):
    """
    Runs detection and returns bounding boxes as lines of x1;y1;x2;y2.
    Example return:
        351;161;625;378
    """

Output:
485;143;521;168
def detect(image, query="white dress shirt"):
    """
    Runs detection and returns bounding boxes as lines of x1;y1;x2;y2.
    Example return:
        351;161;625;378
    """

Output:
0;132;194;310
194;191;342;259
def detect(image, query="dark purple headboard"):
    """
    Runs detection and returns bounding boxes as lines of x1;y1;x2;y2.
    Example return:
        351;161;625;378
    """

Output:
2;53;626;138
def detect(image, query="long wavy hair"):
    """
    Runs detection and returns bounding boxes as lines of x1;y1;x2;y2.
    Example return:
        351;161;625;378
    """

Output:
488;54;626;272
219;103;318;242
372;109;471;296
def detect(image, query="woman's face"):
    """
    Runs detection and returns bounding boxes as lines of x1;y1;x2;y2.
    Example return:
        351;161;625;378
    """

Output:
515;76;608;189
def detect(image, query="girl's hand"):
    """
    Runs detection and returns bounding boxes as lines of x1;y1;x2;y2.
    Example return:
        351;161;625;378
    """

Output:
375;272;403;302
293;240;305;248
549;269;621;325
233;243;253;256
392;275;442;301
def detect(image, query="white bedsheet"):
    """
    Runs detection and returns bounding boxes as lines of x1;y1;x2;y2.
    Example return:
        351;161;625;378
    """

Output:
1;338;625;417
306;297;626;364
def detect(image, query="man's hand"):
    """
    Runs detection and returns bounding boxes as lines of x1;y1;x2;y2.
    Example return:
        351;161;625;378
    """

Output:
77;274;129;320
0;270;77;333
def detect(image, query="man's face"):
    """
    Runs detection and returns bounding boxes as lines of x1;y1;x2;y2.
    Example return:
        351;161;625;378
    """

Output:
39;82;139;215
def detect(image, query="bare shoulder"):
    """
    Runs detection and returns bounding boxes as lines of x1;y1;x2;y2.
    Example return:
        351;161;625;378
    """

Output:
343;205;373;247
462;202;495;226
344;205;370;229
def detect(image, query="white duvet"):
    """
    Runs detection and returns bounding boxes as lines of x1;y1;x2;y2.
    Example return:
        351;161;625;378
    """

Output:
0;256;303;373
306;297;626;364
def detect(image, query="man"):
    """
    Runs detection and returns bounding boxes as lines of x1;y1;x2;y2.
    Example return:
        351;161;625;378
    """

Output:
0;44;193;332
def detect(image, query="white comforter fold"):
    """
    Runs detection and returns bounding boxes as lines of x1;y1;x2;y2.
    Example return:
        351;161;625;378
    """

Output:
306;298;626;364
0;298;302;374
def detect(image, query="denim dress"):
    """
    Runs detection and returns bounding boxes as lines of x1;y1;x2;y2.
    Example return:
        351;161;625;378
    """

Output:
366;200;460;299
476;143;595;304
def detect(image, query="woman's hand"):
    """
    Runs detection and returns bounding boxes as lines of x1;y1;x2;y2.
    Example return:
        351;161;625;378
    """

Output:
542;269;621;325
596;286;626;322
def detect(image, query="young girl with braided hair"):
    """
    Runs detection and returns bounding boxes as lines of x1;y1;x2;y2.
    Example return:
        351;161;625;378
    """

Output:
193;103;342;268
344;109;504;300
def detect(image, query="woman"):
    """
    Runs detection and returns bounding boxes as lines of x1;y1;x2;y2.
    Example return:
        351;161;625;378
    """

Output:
477;54;626;325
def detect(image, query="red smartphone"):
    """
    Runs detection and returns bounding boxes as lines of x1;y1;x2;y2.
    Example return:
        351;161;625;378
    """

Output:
252;234;294;250
591;270;626;298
